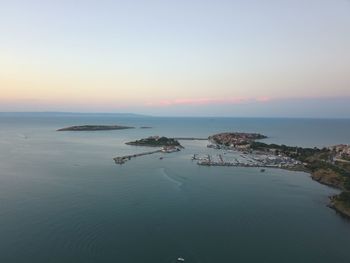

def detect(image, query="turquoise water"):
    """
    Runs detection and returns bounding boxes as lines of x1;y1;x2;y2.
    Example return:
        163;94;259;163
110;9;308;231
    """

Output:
1;114;350;263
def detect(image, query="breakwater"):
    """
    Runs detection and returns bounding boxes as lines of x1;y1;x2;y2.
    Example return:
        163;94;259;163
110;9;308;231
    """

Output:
114;150;162;164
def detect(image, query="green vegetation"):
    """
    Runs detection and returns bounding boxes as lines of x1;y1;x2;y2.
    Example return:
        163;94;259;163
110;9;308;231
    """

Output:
332;191;350;218
335;191;350;205
126;136;181;147
250;141;324;160
250;141;350;180
343;156;350;162
57;125;134;131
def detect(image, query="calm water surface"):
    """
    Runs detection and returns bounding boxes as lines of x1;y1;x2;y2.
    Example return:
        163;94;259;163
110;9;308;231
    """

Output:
1;114;350;263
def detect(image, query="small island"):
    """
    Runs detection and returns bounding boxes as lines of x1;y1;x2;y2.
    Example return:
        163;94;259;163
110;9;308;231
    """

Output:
57;125;134;131
114;136;182;165
126;136;182;148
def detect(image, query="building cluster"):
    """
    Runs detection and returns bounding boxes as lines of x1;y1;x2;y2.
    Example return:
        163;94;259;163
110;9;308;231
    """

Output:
209;132;265;148
329;144;350;159
207;143;250;150
161;146;181;153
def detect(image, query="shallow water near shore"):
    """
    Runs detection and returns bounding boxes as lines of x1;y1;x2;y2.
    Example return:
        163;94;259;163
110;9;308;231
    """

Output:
1;114;350;263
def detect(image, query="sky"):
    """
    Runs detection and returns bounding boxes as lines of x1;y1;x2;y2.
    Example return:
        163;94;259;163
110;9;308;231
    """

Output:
0;0;350;117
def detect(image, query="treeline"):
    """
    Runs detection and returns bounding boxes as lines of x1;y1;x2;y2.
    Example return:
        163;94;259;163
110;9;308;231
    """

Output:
250;142;325;161
127;137;181;147
335;191;350;206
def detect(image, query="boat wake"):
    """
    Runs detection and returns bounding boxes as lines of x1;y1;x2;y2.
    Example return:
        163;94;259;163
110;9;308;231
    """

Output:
17;133;28;139
159;168;184;188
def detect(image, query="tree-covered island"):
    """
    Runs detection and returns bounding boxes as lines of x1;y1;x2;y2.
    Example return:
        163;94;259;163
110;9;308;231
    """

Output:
126;136;183;148
57;125;134;131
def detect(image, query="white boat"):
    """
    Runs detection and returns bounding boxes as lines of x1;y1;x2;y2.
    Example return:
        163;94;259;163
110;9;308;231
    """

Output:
177;258;185;262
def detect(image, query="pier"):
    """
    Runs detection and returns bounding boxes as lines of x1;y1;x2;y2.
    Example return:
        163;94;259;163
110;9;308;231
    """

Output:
114;146;181;165
113;150;162;164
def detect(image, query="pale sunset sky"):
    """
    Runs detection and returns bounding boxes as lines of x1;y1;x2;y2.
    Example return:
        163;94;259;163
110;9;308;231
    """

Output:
1;0;350;117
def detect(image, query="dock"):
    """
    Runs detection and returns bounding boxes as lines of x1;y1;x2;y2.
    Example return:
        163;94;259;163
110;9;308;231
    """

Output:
113;146;181;165
113;150;162;164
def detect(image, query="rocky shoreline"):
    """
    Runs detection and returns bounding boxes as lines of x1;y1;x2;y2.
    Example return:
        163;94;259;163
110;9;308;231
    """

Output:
329;195;350;219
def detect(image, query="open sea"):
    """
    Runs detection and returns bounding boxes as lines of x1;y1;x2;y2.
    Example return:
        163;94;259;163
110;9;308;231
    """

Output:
1;113;350;263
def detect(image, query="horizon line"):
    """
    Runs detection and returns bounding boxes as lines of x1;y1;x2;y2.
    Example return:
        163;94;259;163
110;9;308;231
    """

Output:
1;111;350;120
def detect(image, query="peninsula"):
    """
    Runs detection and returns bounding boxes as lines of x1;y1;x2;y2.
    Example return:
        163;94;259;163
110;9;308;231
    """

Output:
209;132;267;147
57;125;134;131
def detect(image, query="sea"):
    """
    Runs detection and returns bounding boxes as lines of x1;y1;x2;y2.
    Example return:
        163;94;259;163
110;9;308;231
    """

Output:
1;113;350;263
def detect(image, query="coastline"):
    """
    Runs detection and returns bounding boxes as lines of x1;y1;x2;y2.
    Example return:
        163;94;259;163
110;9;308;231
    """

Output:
329;196;350;219
296;168;350;219
206;132;350;220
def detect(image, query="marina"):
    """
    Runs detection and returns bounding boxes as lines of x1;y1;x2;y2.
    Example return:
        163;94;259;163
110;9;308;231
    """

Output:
192;151;302;169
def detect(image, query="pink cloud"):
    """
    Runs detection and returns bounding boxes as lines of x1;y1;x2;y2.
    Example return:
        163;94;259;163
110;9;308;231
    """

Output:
145;96;270;107
256;96;271;102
